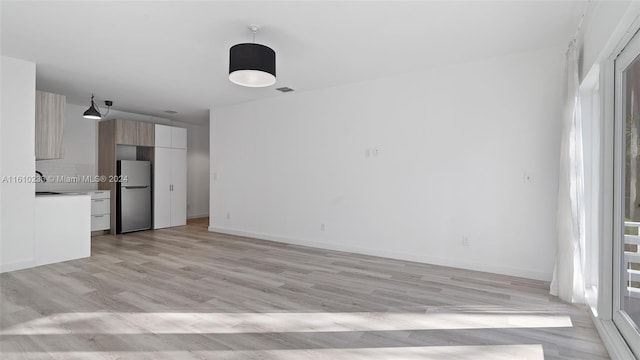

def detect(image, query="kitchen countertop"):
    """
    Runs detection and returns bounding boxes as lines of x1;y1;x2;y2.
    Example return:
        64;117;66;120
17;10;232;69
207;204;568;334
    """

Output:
35;192;89;197
35;190;104;197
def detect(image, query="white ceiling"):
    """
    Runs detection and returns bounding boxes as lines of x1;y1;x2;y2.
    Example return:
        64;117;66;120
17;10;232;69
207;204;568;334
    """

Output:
1;1;584;124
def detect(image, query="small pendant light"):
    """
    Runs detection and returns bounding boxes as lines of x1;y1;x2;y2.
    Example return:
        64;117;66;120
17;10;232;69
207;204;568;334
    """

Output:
82;94;112;120
229;25;276;87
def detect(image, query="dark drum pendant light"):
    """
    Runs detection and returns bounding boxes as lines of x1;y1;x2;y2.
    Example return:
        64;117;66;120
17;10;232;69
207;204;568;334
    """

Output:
229;25;276;87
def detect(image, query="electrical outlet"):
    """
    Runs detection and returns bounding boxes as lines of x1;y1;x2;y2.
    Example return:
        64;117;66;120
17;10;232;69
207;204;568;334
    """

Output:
320;223;326;232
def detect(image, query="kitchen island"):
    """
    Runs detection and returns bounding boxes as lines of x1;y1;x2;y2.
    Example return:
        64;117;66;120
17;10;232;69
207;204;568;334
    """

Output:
34;193;91;266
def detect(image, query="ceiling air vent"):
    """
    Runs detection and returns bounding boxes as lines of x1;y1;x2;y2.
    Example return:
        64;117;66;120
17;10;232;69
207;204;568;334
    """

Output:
276;87;294;93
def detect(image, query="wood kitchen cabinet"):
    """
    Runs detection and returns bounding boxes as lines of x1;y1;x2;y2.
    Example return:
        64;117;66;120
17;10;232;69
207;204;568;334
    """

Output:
154;124;187;229
114;119;154;146
35;90;66;160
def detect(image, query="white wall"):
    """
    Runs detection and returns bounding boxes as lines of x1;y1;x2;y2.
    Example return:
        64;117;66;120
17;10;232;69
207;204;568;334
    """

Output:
186;121;210;218
0;56;36;272
36;103;99;191
37;105;210;218
210;46;564;281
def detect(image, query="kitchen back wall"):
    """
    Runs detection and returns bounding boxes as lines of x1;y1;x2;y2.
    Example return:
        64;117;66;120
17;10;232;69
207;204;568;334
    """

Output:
36;103;210;219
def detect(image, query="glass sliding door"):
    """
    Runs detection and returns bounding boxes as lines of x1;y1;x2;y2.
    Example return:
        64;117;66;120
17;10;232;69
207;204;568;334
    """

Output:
614;29;640;357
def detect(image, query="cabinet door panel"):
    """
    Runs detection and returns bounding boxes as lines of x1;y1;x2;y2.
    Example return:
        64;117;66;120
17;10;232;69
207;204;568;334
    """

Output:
91;198;110;215
35;91;65;159
172;127;187;149
115;119;138;145
91;215;110;231
137;122;155;146
154;147;172;229
171;148;187;226
155;124;172;148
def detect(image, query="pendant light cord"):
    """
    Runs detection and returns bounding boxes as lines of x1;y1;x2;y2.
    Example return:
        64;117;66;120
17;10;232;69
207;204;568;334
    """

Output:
249;24;259;43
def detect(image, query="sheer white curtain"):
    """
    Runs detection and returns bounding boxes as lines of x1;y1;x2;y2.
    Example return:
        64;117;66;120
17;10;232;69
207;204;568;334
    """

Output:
550;41;586;303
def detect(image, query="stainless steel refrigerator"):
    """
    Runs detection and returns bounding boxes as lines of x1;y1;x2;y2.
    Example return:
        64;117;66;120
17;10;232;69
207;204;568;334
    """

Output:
117;160;151;233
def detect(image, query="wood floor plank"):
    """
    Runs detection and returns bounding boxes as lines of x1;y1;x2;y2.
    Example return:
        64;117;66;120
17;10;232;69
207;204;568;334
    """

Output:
0;218;610;359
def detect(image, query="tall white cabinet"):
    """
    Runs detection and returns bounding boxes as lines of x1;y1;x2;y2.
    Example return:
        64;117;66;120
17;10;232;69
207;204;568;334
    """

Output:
154;124;187;229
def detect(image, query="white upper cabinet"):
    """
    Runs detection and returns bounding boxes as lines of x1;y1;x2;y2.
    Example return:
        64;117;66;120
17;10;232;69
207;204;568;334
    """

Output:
155;124;172;148
171;127;187;149
155;124;186;149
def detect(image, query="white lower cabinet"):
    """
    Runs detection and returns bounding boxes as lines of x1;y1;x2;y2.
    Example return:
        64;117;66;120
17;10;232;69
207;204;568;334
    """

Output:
90;190;111;231
154;147;187;229
35;194;91;266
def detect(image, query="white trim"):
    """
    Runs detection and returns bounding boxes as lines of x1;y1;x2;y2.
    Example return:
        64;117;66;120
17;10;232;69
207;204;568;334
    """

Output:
0;258;35;273
599;56;615;322
209;226;551;281
610;11;640;61
611;33;626;325
605;3;640;62
591;313;636;360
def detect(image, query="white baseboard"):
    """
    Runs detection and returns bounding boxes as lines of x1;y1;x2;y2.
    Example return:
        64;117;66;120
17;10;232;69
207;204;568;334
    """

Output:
590;313;636;360
0;258;36;273
187;213;209;220
208;226;551;281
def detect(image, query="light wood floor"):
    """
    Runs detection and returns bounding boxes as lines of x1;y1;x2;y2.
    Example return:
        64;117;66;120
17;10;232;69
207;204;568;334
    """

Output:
1;219;609;359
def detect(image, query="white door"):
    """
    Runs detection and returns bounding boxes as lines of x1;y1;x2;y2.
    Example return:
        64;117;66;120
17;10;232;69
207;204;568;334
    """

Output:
170;148;187;226
613;28;640;357
154;147;172;229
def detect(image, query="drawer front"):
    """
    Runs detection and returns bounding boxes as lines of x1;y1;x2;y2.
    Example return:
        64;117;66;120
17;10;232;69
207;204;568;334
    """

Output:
91;214;110;231
91;198;110;215
90;191;110;200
